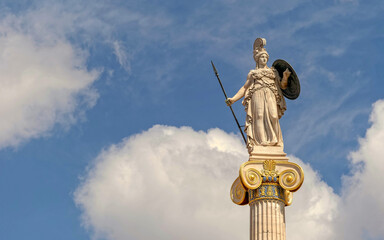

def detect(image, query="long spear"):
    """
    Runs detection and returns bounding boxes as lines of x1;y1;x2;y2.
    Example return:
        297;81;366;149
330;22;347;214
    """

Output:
211;61;247;145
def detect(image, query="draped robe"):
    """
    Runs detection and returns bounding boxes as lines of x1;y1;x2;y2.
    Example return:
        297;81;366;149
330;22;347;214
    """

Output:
242;68;286;153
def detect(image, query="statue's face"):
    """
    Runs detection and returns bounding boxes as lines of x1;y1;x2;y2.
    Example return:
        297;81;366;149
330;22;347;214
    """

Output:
258;54;268;65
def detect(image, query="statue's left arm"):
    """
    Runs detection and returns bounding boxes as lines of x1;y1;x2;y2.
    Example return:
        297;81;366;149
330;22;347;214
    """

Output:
280;69;291;90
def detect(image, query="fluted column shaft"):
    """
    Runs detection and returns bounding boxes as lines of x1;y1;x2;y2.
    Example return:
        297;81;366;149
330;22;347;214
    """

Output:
250;200;285;240
249;183;286;240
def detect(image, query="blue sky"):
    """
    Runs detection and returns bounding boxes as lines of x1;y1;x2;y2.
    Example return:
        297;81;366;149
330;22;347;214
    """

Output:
0;0;384;239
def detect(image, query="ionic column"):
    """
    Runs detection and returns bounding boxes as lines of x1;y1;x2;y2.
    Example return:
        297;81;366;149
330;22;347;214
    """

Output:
231;159;303;240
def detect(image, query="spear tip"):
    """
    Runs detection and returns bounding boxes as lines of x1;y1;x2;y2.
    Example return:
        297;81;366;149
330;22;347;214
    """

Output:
210;60;218;75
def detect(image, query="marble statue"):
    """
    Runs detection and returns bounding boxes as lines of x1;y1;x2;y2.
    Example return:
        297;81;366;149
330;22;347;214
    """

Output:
224;38;304;240
225;38;292;156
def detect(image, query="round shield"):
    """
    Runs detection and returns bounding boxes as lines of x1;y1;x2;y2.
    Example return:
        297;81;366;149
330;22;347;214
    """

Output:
272;59;300;100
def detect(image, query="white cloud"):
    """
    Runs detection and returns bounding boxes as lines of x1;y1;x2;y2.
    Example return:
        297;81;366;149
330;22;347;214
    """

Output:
337;99;384;240
75;99;384;240
74;125;337;240
289;100;384;240
112;41;131;72
0;9;99;148
286;156;340;240
74;126;249;240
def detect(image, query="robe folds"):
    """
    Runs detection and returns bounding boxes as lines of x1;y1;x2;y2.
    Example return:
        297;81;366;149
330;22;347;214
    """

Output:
242;68;286;153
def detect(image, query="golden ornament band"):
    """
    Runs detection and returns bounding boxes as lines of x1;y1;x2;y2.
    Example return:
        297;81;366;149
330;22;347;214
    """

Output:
248;183;285;204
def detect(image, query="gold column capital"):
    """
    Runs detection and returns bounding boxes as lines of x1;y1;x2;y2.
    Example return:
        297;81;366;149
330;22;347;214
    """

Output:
231;159;304;206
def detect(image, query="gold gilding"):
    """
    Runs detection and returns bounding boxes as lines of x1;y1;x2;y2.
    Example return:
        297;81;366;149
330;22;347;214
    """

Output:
279;169;303;191
240;167;262;190
234;159;304;206
248;183;285;204
284;189;293;206
261;160;279;178
230;177;248;205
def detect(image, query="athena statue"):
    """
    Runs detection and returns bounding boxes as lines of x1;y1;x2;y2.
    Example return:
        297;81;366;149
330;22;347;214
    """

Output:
226;38;293;154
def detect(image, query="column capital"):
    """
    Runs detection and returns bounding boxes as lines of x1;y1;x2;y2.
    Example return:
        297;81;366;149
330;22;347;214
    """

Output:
230;159;304;206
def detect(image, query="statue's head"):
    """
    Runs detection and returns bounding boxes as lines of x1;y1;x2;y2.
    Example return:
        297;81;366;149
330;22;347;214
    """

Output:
253;38;269;68
253;50;269;65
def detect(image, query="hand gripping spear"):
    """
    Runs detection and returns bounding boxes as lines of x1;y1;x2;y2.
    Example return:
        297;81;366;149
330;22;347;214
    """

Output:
211;61;247;145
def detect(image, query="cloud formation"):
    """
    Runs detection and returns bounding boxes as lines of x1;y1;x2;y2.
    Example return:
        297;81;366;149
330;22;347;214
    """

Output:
286;157;340;240
75;99;384;240
338;99;384;239
74;126;249;240
0;8;99;148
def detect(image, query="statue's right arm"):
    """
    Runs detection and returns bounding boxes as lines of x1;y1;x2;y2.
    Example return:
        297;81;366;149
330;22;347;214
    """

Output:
226;72;253;106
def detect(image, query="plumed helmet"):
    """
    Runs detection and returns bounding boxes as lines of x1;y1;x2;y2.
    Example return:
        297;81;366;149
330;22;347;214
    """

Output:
253;38;269;64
